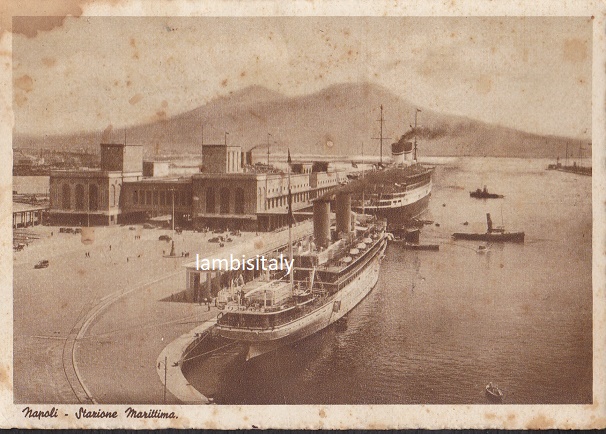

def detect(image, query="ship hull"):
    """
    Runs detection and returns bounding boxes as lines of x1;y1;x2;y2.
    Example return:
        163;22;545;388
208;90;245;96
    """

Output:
354;192;431;225
216;240;386;360
452;232;525;243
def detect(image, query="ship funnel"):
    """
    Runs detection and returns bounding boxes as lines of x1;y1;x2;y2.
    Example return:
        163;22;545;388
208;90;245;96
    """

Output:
392;138;413;165
486;213;493;233
313;199;331;249
335;192;352;236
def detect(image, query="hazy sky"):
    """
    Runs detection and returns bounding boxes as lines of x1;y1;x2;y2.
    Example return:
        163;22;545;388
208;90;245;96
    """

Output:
13;16;592;139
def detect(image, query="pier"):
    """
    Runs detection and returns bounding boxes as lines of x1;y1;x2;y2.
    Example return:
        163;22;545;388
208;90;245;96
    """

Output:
13;221;312;404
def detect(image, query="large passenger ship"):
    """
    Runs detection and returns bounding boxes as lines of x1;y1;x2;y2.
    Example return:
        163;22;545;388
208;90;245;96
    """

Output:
351;106;434;226
215;191;387;360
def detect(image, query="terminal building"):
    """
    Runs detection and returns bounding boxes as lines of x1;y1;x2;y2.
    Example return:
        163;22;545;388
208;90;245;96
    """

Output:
49;141;348;231
48;143;144;225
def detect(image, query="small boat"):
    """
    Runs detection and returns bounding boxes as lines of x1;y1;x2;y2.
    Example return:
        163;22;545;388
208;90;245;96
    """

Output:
476;245;490;253
388;227;420;244
470;186;504;199
453;213;524;243
485;382;504;402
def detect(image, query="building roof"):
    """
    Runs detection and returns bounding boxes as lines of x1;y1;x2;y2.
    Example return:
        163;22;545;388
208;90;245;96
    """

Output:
100;143;143;147
13;202;49;213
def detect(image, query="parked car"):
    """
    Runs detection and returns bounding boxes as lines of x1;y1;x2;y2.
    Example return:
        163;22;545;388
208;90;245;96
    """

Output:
129;226;137;231
143;223;155;229
34;260;49;269
159;235;171;242
208;237;220;243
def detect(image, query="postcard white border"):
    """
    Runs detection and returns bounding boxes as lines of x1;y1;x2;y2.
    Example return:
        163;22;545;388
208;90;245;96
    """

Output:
0;0;604;429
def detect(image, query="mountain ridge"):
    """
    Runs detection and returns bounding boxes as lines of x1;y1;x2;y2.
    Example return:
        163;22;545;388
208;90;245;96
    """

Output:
13;82;589;159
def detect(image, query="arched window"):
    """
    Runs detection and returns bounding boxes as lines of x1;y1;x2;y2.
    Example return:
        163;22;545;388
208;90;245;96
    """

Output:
133;190;138;205
235;188;245;214
220;188;230;214
75;184;85;210
62;184;71;209
206;187;215;213
89;184;99;211
111;185;116;207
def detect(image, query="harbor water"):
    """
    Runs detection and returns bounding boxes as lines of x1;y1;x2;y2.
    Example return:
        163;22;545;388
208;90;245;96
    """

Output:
182;157;592;404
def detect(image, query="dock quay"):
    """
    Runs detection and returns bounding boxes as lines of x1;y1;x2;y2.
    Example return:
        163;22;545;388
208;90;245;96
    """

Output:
13;220;312;404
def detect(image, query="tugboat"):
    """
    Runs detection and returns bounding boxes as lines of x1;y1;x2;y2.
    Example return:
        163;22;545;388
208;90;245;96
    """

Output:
215;169;388;359
485;382;504;402
452;213;524;243
470;186;504;199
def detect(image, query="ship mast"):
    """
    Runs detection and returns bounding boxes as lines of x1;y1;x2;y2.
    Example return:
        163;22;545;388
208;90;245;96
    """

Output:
413;108;421;161
373;105;390;166
379;105;384;165
287;149;294;291
361;141;365;216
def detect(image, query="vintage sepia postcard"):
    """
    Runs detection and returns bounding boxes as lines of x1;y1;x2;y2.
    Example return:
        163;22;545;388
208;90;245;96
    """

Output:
1;0;605;429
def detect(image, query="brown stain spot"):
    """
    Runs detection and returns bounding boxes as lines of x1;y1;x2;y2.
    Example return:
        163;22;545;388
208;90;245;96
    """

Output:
14;93;27;107
563;38;588;63
254;239;264;250
126;80;132;87
526;414;555;429
161;100;168;108
507;414;516;421
319;408;326;418
0;365;11;391
130;37;137;48
591;417;606;429
477;75;492;94
484;412;496;419
155;111;167;121
240;71;246;77
129;94;143;105
76;269;86;277
42;57;56;67
221;79;228;87
132;52;139;60
499;263;504;268
15;74;34;92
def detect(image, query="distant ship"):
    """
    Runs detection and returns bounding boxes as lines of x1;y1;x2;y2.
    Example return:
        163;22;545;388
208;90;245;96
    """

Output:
470;186;504;199
351;106;434;226
215;187;387;360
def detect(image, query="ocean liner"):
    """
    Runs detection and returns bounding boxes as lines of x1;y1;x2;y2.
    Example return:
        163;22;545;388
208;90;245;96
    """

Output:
351;106;434;226
215;189;387;360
